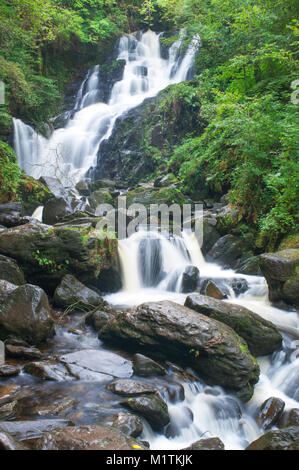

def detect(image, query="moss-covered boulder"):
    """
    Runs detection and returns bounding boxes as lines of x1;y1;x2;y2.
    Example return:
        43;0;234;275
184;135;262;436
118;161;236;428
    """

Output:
0;112;13;142
246;426;299;450
99;300;260;401
0;222;118;294
18;175;53;216
126;186;188;209
259;249;299;308
0;254;25;285
185;294;282;357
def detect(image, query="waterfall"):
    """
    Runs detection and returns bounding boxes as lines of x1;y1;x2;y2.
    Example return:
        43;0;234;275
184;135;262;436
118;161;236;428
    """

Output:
13;30;200;187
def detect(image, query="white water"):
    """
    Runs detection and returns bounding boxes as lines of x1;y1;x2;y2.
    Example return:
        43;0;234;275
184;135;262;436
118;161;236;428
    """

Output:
13;30;199;186
105;229;299;450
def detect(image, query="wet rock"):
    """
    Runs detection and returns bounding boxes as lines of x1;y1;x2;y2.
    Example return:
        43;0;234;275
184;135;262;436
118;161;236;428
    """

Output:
100;412;143;438
259;249;299;308
0;431;29;450
0;282;55;344
0;384;20;405
236;256;262;276
5;343;43;360
42;196;88;226
185;294;282;357
0;222;118;294
88;189;114;210
0;202;24;228
278;408;299;428
246;426;299;450
35;396;77;417
100;301;260;401
132;353;166;377
0;365;21;377
181;266;200;293
75;180;91;196
0;420;70;441
32;425;146;450
123;394;170;431
60;349;133;380
258;397;285;429
199;280;228;299
184;437;225;450
92;179;116;191
154;173;177;188
86;304;117;331
0;254;25;285
207;234;250;269
202;218;221;255
107;379;157;396
24;361;75;382
0;400;18;420
216;206;241;235
53;274;103;309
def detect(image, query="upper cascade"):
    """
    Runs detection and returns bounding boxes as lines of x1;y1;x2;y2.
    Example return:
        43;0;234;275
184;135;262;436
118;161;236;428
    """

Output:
13;30;200;187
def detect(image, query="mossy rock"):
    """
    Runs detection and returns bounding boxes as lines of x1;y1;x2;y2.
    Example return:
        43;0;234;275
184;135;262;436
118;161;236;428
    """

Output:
278;233;299;250
126;186;188;209
18;175;53;215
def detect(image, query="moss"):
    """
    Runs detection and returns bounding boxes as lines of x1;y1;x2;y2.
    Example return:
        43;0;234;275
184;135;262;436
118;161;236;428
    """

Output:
279;233;299;250
0;141;21;203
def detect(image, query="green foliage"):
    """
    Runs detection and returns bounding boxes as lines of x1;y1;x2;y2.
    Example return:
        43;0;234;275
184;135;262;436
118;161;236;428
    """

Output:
164;0;299;249
0;141;21;203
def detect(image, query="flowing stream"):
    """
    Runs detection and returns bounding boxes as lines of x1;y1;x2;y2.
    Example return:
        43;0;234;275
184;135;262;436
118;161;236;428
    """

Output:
9;30;299;450
106;230;299;450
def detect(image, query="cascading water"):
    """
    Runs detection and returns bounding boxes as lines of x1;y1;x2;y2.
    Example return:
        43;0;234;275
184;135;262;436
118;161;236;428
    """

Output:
106;229;299;450
13;30;199;186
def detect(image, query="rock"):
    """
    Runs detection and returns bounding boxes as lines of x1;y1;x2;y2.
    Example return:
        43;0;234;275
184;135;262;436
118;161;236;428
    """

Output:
92;179;116;191
35;396;77;417
154;173;177;188
0;400;18;420
123;394;170;431
236;256;262;276
18;175;53;216
0;282;55;344
0;222;118;294
42;196;89;226
185;294;282;357
202;219;221;255
0;384;20;405
181;266;200;293
258;397;285;429
216;206;241;235
100;301;260;401
53;275;103;309
125;186;188;210
207;234;250;269
199;280;228;299
278;409;299;428
5;343;43;360
0;420;70;441
0;254;25;285
0;203;24;227
246;426;299;450
100;413;143;438
24;361;75;382
32;425;146;450
86;304;117;331
75;180;91;196
259;249;299;308
132;353;166;377
88;189;113;209
107;379;157;396
60;349;133;380
184;437;225;450
0;431;29;450
0;364;21;377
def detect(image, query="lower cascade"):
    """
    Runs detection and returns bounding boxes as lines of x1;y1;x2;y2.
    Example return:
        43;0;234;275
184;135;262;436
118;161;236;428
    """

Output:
105;230;299;450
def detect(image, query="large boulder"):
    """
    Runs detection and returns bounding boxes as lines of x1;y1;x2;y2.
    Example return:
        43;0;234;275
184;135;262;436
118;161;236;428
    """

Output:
0;254;25;285
207;234;250;269
32;425;147;450
184;294;282;357
181;266;200;293
0;281;55;344
0;222;118;294
42;196;90;226
259;249;299;308
99;301;260;401
53;275;103;309
246;426;299;450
